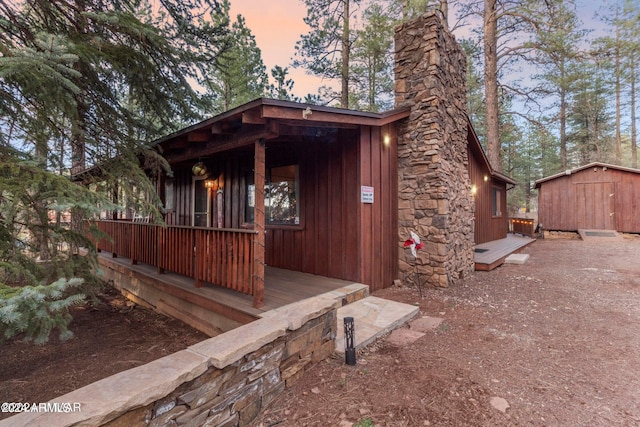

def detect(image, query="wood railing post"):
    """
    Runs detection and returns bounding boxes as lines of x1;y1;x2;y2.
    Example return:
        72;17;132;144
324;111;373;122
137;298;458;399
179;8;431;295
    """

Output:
157;225;164;274
194;229;204;288
252;139;266;308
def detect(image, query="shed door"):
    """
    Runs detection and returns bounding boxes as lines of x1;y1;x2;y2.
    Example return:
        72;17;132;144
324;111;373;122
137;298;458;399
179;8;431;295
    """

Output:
574;182;615;230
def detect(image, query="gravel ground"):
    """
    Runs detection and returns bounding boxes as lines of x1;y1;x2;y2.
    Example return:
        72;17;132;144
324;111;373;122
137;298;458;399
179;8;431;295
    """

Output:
252;234;640;427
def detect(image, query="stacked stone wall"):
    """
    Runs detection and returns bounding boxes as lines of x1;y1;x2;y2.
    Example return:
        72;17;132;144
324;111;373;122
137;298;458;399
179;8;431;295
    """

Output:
2;297;339;427
394;12;475;288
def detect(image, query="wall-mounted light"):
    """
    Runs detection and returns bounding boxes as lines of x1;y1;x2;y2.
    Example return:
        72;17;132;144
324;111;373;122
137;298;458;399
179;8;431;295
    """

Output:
483;175;489;182
192;161;208;177
471;184;477;195
204;179;216;189
302;107;312;119
383;134;391;147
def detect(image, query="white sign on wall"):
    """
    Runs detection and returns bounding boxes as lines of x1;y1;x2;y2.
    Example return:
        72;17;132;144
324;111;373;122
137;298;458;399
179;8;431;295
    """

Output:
361;186;374;204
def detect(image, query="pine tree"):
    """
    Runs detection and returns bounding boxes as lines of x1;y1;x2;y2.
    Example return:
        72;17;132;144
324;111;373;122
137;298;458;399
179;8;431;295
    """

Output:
200;3;268;112
350;2;394;112
524;0;585;170
460;38;487;146
0;0;227;343
268;66;300;101
567;52;615;165
294;0;361;108
0;278;85;344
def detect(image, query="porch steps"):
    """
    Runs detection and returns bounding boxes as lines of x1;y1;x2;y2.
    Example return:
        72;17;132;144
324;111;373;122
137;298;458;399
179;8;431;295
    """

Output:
334;296;420;354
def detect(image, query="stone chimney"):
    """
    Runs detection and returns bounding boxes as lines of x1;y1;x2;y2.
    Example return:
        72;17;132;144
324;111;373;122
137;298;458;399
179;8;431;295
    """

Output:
394;12;475;288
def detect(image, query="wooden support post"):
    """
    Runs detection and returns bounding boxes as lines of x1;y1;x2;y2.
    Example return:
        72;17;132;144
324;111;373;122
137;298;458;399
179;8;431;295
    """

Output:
252;139;266;308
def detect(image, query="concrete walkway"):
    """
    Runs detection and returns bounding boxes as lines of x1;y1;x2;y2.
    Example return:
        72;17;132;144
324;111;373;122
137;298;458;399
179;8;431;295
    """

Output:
334;296;420;354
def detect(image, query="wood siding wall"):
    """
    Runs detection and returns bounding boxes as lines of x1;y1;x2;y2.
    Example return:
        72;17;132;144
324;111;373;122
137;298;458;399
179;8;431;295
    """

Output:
164;154;252;228
163;125;399;292
538;167;640;232
467;146;508;244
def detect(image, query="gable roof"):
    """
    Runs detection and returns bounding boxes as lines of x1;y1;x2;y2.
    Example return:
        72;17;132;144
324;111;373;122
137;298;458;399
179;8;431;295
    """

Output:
534;162;640;188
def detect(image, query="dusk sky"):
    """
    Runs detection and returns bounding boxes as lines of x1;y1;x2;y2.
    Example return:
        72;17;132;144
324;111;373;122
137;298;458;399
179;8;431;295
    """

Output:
228;0;607;101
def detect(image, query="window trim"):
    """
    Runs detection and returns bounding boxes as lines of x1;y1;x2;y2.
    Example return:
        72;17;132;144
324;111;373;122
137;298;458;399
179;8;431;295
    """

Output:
245;163;302;229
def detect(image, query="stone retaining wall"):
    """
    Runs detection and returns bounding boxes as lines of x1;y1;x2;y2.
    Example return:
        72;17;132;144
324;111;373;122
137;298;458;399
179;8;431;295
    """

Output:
1;296;339;427
394;11;475;288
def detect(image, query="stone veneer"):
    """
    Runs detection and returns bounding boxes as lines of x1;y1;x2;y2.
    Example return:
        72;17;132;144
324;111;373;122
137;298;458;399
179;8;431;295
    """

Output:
394;12;475;288
0;295;342;427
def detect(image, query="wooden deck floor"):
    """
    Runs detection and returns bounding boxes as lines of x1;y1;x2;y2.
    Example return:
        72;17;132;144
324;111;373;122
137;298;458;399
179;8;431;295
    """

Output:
97;252;365;320
474;233;536;271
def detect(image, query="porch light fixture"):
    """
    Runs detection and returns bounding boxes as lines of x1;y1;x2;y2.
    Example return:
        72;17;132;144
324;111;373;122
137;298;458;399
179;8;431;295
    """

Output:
192;161;208;177
204;179;216;189
484;175;489;182
344;317;356;365
471;184;478;195
383;134;391;147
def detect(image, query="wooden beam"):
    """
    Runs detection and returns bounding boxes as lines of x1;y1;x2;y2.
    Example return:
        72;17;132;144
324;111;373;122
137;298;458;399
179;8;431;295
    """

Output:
242;110;266;125
165;122;279;165
262;104;382;126
210;123;225;134
188;131;210;142
252;139;266;308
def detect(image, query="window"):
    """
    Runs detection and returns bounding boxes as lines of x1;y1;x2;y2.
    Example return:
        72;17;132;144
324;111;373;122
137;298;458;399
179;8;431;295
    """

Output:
245;164;300;226
164;180;175;211
492;186;502;217
266;165;299;225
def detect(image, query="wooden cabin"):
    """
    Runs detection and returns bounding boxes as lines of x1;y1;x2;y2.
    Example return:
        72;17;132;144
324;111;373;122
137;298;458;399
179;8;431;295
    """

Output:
466;121;516;244
87;12;524;315
534;162;640;233
92;98;409;308
90;98;517;310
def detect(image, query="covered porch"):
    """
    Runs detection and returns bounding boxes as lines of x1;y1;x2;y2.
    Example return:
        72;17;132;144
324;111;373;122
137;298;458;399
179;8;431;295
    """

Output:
95;245;369;335
92;220;368;315
88;98;407;310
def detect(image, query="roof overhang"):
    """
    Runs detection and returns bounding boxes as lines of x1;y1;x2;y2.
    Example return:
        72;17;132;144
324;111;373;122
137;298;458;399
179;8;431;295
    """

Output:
466;116;517;186
71;98;411;179
150;98;410;167
534;162;640;188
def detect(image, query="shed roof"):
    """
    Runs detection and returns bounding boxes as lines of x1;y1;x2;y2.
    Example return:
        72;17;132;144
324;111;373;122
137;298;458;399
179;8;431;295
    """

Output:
534;162;640;188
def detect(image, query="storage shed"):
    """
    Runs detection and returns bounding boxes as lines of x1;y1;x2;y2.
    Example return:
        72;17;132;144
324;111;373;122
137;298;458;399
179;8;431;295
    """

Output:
534;162;640;233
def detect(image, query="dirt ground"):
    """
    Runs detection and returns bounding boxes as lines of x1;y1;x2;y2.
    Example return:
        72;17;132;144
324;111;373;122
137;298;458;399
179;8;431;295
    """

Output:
253;234;640;427
0;286;209;421
2;235;640;426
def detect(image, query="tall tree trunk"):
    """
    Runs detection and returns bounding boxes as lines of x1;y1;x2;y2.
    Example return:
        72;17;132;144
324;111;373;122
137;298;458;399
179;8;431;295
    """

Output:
341;0;350;108
615;10;622;165
440;0;448;26
632;51;637;168
484;0;501;171
560;60;568;169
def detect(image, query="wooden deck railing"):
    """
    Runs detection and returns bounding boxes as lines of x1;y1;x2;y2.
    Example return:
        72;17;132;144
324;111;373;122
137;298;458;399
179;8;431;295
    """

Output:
509;218;535;238
94;220;259;302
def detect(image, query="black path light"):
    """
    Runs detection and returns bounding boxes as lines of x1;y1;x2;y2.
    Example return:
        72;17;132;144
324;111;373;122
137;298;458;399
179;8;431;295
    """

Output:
344;316;356;365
